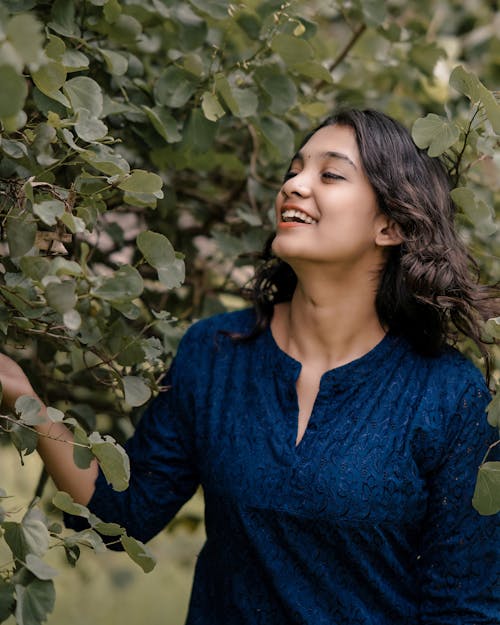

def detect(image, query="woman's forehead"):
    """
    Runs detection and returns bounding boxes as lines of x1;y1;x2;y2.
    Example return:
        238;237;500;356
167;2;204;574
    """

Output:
295;125;361;167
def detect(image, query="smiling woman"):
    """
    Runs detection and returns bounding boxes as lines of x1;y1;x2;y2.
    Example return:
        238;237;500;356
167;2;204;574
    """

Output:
0;108;499;625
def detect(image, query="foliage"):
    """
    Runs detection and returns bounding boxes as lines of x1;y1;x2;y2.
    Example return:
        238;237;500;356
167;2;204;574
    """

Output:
0;0;498;621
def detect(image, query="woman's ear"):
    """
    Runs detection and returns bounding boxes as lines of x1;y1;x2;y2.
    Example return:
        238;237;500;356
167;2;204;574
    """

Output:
375;217;403;247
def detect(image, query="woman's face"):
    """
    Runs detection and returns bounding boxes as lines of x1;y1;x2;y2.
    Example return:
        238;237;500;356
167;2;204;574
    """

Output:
272;124;391;271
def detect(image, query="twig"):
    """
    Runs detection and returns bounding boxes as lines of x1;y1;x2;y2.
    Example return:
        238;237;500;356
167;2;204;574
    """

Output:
327;23;367;74
0;413;91;448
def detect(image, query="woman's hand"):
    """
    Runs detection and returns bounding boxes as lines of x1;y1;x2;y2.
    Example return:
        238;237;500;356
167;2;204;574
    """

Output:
0;353;40;412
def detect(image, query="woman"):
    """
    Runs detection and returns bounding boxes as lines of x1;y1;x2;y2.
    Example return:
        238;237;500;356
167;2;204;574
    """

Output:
0;109;498;624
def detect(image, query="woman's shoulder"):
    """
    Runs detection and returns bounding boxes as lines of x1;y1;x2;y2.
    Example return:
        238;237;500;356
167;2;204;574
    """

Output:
176;307;256;354
184;307;256;337
400;337;490;407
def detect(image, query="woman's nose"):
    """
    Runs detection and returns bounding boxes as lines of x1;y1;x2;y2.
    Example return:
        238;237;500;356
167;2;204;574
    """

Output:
281;173;311;198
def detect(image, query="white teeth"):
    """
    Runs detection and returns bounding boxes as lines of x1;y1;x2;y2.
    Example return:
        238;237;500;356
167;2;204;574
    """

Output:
281;209;317;224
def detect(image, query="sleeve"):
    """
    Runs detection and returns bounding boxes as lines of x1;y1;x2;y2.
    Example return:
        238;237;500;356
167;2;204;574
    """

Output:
418;381;500;624
65;328;200;544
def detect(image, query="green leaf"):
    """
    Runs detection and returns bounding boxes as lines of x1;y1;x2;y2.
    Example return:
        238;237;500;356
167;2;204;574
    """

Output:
89;516;124;536
158;258;185;289
0;579;15;622
63;76;103;116
74;109;108;141
122;375;151;407
142;106;182;143
93;265;144;302
0;65;28;118
24;555;58;581
478;84;500;134
183;109;217;152
117;170;163;196
229;87;259;118
189;0;229;19
60;212;86;234
451;187;496;235
15;396;43;426
409;42;445;76
71;423;94;469
20;257;51;282
3;509;50;561
7;13;44;65
81;144;130;175
64;529;106;552
33;199;65;226
259;116;295;163
15;579;55;625
201;91;225;121
49;0;78;37
255;67;297;115
472;461;500;515
31;62;67;98
214;73;239;115
154;66;198;108
88;432;130;491
9;421;39;457
45;280;77;313
45;35;65;60
411;114;460;156
137;230;176;267
61;49;89;72
485;317;500;340
6;217;37;258
108;14;142;43
52;491;90;518
120;534;156;573
100;48;128;76
271;33;313;65
359;0;387;26
449;65;482;103
290;61;332;82
486;393;500;429
137;231;184;288
103;0;122;23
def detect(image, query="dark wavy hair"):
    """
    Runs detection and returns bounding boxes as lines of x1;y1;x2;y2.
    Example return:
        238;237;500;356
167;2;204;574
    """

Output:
243;108;498;371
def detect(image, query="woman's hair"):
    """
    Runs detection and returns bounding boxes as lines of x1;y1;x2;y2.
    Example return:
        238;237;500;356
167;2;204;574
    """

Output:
244;108;498;370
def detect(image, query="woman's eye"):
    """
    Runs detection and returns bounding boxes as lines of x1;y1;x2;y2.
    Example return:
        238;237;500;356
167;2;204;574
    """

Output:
322;172;344;181
283;170;298;182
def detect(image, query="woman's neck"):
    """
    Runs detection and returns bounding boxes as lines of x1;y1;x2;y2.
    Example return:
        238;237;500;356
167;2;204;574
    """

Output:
272;268;386;371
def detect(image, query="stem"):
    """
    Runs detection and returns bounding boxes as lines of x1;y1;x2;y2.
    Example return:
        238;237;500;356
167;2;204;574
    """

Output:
480;438;500;465
328;23;367;73
0;414;91;448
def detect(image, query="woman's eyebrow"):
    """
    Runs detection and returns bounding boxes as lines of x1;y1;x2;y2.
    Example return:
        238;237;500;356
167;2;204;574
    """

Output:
291;150;357;170
320;150;357;170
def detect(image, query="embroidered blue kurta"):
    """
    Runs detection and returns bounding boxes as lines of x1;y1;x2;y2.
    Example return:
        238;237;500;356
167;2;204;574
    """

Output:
71;308;499;624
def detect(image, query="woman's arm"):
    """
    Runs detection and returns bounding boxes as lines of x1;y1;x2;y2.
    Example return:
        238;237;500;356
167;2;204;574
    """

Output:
418;382;500;623
0;354;98;505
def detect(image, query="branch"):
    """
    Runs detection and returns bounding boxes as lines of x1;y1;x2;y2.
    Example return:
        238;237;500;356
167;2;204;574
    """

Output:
328;23;367;74
0;413;91;448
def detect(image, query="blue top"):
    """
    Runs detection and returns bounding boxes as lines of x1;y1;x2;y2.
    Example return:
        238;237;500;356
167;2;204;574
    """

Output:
74;308;499;624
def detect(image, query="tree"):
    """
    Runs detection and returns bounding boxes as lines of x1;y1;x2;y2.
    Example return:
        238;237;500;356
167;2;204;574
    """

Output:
0;1;498;622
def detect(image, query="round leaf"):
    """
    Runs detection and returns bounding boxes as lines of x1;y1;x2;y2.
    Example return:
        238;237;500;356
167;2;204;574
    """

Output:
411;114;459;156
63;76;103;116
117;170;163;195
201;91;225;121
122;375;151;407
0;65;28;118
93;264;144;301
15;579;55;625
137;230;176;268
120;534;156;572
31;61;67;97
89;432;130;491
